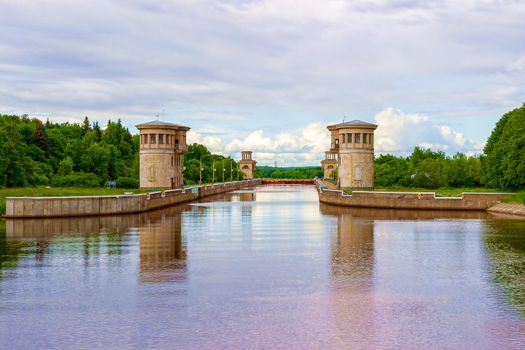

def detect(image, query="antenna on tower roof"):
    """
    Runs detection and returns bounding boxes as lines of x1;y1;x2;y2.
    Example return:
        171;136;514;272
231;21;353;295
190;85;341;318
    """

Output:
155;109;165;121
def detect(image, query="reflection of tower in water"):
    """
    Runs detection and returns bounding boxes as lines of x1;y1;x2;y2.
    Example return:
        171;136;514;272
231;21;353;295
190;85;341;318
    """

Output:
319;204;377;347
239;191;255;217
320;204;375;282
139;209;186;284
239;192;255;202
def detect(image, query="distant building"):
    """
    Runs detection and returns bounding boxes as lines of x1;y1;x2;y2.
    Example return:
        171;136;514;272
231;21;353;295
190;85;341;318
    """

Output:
238;151;257;179
321;151;338;179
136;120;190;189
327;120;377;189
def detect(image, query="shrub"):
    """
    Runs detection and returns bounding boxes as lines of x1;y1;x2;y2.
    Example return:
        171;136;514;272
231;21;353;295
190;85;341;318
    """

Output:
33;174;49;186
116;176;139;188
51;172;101;187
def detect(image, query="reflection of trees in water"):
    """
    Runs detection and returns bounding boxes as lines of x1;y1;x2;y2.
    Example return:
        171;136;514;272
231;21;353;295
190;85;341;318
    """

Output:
3;204;191;284
484;218;525;316
0;228;33;280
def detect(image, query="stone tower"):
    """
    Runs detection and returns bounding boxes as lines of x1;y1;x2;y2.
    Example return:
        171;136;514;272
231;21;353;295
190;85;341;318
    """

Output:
238;151;257;179
136;120;190;189
321;151;338;179
327;120;377;189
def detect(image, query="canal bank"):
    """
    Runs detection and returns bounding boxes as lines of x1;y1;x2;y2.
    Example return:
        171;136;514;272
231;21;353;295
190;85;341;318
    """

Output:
487;202;525;218
4;179;261;218
315;179;511;211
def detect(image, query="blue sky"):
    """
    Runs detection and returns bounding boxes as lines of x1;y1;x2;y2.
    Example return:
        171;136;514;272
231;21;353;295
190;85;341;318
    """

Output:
0;0;524;165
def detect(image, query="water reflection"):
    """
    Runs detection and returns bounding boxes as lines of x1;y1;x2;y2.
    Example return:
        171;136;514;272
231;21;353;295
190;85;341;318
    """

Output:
139;208;186;284
484;218;525;317
320;204;375;281
320;205;489;221
4;205;191;285
6;214;140;238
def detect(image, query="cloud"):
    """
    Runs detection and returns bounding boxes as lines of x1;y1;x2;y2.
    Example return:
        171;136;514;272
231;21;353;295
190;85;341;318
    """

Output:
186;122;330;165
187;130;224;153
374;108;483;155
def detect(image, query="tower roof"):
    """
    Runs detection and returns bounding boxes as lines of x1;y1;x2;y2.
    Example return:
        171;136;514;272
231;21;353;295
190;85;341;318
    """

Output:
327;119;377;130
136;120;190;130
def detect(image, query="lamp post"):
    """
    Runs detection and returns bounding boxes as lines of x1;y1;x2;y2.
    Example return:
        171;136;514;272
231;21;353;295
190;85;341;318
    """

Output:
212;158;216;184
222;159;226;183
199;154;213;186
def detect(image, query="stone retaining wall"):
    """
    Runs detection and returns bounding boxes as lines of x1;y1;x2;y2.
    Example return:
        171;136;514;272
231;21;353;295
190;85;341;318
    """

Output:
486;202;525;217
5;179;261;218
315;179;511;211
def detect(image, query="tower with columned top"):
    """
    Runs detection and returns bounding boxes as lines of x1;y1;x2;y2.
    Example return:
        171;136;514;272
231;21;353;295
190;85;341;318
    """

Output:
327;120;377;189
136;120;190;189
238;151;257;179
321;151;338;179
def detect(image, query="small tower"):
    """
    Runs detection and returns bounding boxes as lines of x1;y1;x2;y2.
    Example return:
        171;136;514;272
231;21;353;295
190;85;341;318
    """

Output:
238;151;257;179
327;120;377;189
136;120;190;189
321;151;338;179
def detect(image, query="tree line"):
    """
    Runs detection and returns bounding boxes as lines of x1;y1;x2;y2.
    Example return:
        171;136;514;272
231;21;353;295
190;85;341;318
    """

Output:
0;115;139;188
257;166;322;179
374;148;483;189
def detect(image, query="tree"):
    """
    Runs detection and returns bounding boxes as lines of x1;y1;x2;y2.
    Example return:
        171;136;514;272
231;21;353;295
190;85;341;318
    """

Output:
482;104;525;189
81;116;91;136
58;157;74;176
32;119;48;151
374;154;410;187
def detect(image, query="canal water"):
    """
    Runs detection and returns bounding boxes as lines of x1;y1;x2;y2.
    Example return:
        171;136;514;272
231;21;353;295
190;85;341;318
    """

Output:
1;185;525;349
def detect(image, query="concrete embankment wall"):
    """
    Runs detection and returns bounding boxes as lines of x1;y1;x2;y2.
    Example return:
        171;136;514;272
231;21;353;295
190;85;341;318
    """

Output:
315;179;511;211
486;203;525;217
5;179;261;218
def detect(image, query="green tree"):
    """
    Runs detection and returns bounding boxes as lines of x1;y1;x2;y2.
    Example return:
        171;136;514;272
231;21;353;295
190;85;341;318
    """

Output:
482;104;525;189
58;157;74;176
81;116;91;136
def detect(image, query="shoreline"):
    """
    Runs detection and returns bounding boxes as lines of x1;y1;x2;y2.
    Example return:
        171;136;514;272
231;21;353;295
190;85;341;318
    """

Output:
487;202;525;218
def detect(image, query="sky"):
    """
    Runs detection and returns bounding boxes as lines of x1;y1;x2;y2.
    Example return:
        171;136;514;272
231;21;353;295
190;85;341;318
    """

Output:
0;0;524;166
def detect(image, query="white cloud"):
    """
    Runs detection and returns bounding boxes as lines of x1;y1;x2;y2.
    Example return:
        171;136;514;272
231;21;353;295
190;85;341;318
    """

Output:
186;122;330;166
187;130;223;153
374;108;483;155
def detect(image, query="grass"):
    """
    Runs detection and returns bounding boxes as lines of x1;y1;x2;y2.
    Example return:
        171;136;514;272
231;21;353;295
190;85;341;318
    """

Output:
373;187;506;197
502;192;525;205
0;187;145;215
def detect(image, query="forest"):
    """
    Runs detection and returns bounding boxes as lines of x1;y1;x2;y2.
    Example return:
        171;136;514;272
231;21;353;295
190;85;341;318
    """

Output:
257;166;322;179
0;104;524;190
